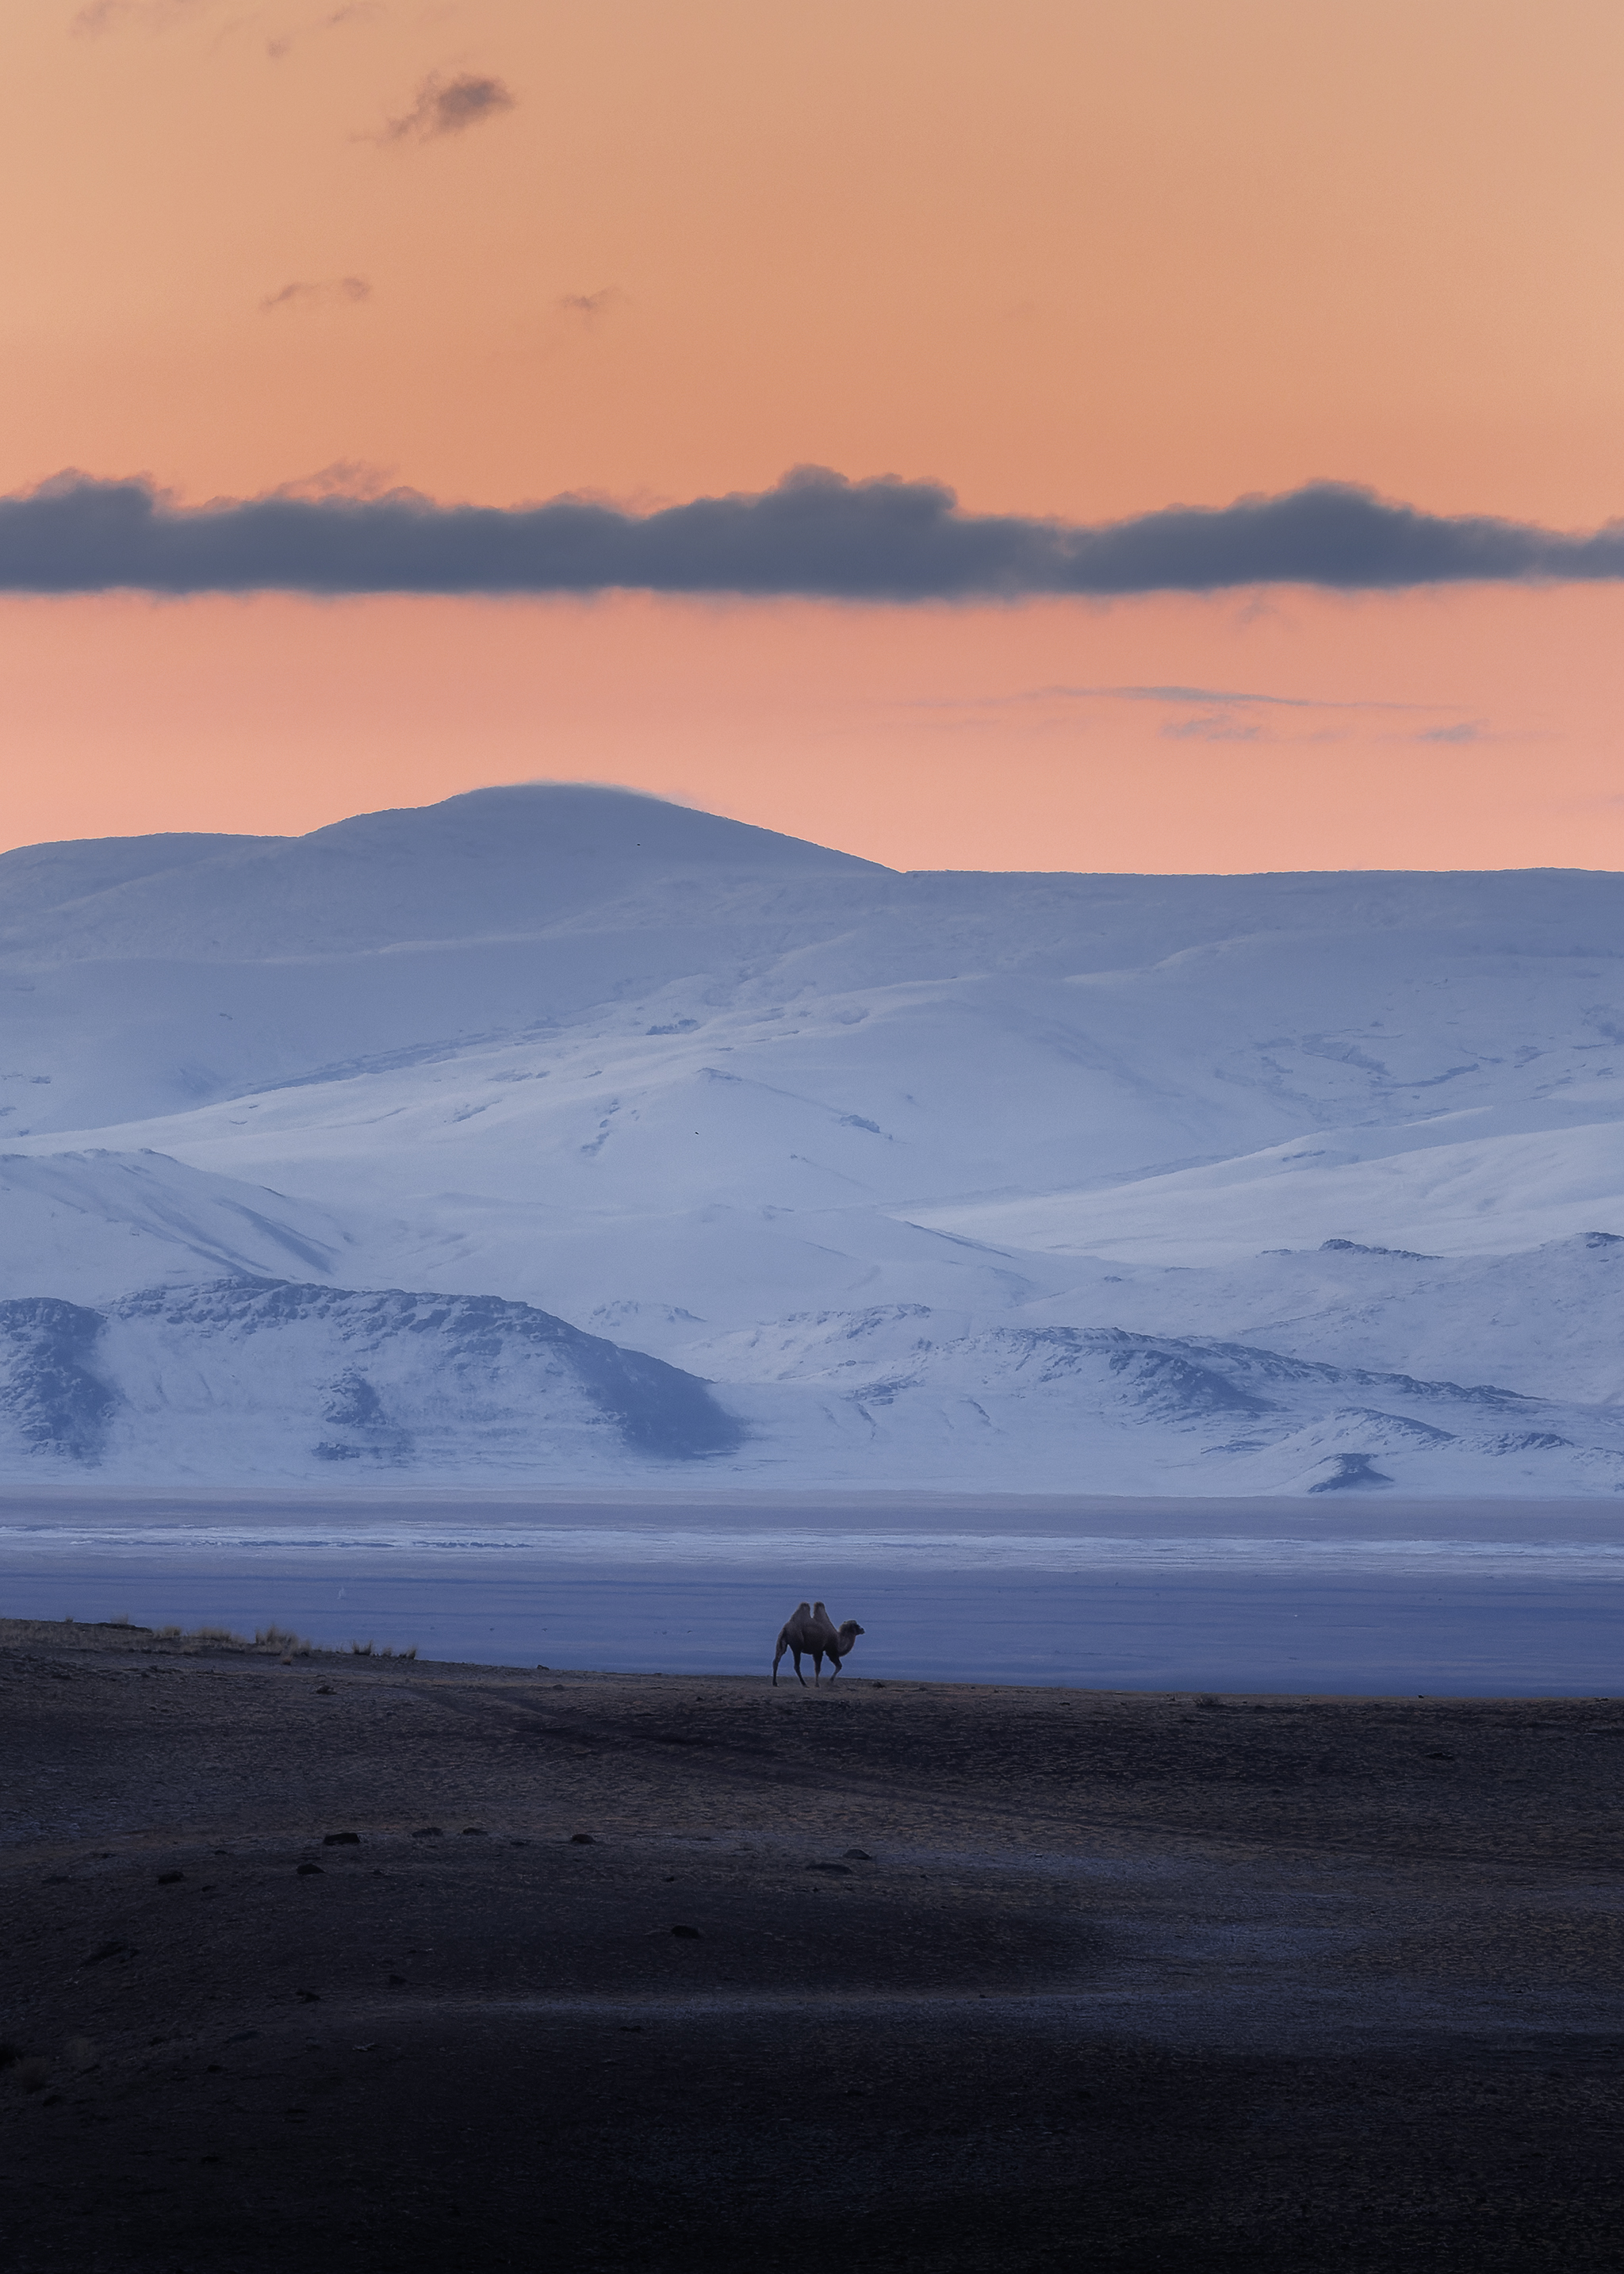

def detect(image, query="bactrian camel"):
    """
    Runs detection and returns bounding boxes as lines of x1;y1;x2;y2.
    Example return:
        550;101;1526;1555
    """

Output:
772;1600;865;1686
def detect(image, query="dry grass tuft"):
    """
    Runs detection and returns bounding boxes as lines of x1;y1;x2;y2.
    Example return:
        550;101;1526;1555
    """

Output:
65;2037;98;2072
255;1624;312;1656
156;1621;320;1656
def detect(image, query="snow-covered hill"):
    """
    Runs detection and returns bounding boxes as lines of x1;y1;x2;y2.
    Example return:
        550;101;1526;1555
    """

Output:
2;785;1621;1492
0;1277;741;1481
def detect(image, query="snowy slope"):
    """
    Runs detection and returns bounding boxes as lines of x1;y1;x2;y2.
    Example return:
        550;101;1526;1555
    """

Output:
669;1296;1624;1497
0;1277;741;1482
908;1115;1624;1264
1004;1232;1624;1405
2;785;1622;1492
0;1149;353;1300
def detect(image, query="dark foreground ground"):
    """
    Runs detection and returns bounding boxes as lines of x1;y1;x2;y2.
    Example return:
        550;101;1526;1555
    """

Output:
2;1618;1621;2272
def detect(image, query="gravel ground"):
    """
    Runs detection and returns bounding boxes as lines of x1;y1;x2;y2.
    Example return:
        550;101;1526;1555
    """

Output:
2;1617;1622;2271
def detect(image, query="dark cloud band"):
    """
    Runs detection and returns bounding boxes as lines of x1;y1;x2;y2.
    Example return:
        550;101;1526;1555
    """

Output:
3;466;1622;599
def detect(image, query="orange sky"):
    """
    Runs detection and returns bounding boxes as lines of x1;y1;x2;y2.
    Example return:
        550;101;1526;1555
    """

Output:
3;0;1623;869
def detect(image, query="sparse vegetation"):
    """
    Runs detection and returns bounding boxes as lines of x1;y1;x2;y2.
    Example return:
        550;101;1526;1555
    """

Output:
151;1620;320;1655
1;1615;414;1660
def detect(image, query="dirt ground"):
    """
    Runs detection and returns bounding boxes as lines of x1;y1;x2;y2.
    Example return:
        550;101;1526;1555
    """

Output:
2;1615;1622;2272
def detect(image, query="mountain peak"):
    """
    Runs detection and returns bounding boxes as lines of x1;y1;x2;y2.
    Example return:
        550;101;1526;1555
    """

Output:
305;784;888;877
0;784;887;964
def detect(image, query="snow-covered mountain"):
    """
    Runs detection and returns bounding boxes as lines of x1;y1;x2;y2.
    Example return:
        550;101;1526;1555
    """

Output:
2;784;1621;1492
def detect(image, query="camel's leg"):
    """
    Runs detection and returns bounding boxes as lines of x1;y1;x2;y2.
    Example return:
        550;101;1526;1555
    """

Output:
812;1646;825;1686
826;1653;841;1682
793;1648;807;1688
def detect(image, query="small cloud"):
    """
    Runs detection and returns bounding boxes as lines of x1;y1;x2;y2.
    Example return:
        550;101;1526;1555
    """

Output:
557;289;620;323
1415;719;1487;744
378;71;516;144
259;276;371;313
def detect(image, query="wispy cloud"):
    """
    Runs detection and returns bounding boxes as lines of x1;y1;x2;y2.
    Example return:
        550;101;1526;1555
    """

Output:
259;275;371;313
2;466;1623;598
1415;719;1490;744
77;0;377;48
269;460;398;500
377;70;515;144
921;681;1430;713
268;7;381;62
908;679;1480;746
71;0;207;32
557;289;620;322
1157;711;1263;742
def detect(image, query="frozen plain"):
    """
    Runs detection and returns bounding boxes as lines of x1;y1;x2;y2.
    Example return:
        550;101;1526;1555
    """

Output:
1;785;1621;1680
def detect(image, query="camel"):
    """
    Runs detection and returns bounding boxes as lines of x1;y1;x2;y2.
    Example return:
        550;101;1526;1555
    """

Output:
772;1599;865;1686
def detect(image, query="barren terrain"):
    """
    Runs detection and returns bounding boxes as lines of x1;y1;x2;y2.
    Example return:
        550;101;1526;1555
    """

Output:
3;1616;1622;2270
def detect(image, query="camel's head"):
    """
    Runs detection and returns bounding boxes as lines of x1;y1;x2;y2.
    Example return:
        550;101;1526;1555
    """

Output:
838;1620;864;1643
